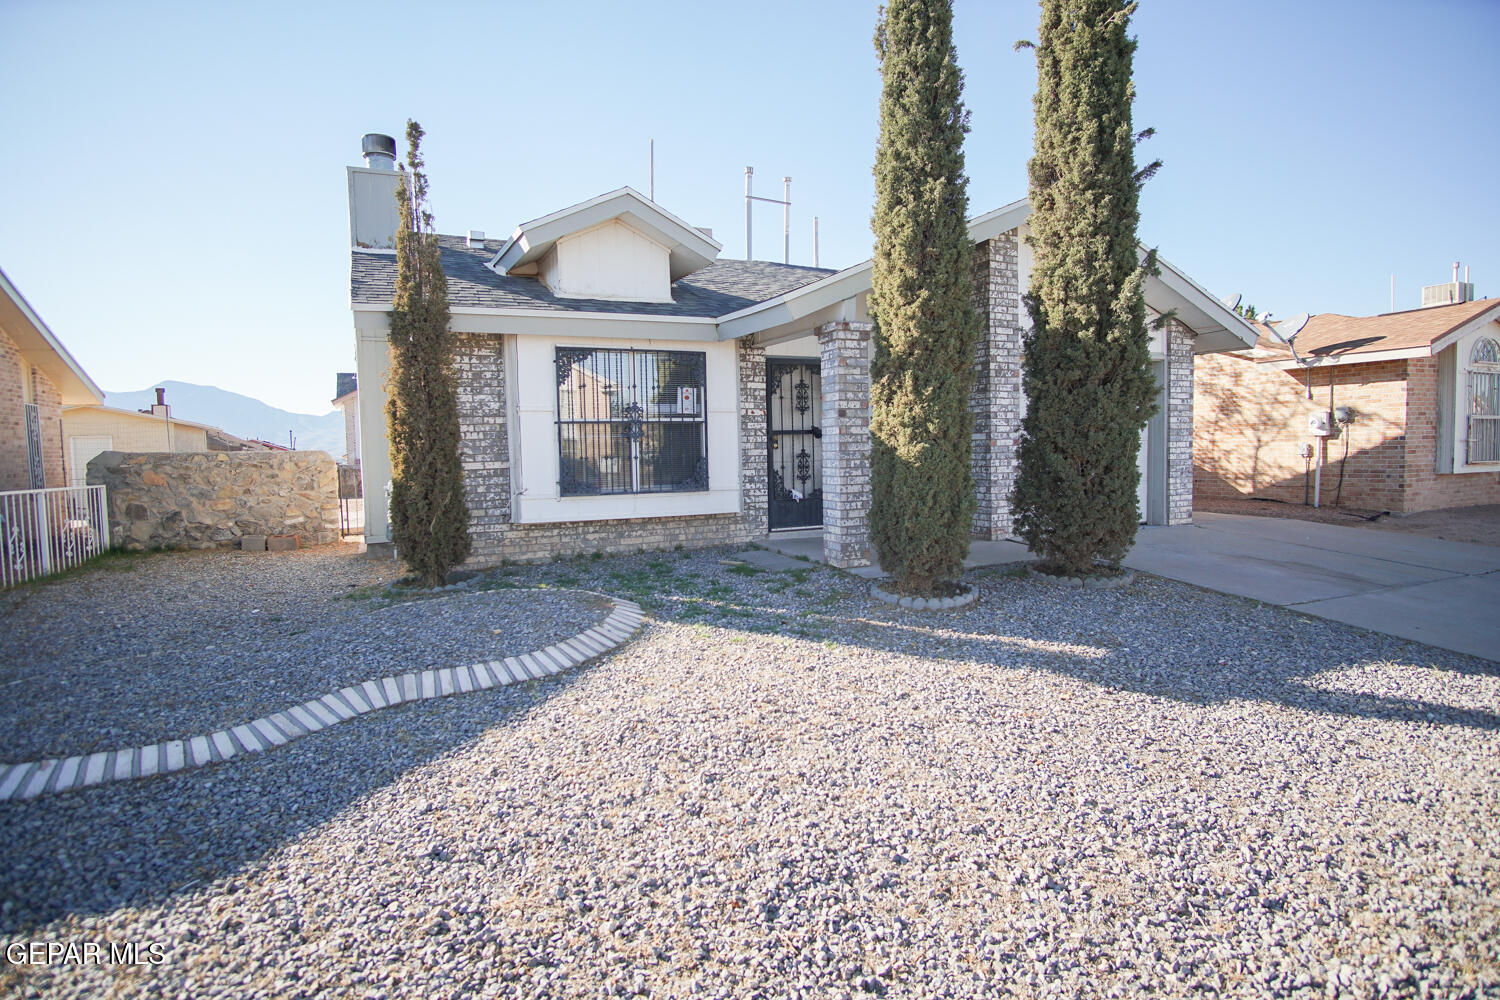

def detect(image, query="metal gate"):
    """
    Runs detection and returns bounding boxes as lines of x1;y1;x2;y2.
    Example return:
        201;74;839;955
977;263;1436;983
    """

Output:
766;359;822;530
24;404;44;489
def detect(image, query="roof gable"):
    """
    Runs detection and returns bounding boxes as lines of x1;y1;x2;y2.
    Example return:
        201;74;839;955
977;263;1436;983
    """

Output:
490;188;721;283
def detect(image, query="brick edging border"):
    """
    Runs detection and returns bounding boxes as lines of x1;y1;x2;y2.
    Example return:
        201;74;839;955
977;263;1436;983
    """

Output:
0;593;644;802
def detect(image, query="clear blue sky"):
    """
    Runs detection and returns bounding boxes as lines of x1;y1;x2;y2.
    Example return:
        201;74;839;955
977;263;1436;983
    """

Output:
2;0;1496;416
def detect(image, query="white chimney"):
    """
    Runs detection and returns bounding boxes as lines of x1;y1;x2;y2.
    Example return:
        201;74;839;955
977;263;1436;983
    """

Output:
348;133;402;250
467;230;486;248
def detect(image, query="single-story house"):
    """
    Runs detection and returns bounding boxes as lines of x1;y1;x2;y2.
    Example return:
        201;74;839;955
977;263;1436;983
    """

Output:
346;135;1258;567
332;372;359;468
1;267;104;491
61;389;221;486
1195;292;1500;513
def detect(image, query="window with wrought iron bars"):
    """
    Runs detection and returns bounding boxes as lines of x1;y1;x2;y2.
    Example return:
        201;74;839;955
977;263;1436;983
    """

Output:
1468;336;1500;464
555;347;709;496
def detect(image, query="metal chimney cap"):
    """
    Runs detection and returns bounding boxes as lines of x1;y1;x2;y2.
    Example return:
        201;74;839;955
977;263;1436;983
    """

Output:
361;133;397;169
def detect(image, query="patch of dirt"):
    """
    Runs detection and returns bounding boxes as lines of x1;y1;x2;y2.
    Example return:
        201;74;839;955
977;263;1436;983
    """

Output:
1195;497;1500;548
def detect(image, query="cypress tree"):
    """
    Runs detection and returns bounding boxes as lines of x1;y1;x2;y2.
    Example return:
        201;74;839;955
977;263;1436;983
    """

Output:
1012;0;1160;577
387;120;471;585
868;0;980;596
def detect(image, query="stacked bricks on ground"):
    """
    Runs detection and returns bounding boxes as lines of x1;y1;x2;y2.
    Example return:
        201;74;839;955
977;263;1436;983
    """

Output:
453;336;769;564
87;451;341;550
1194;353;1500;514
817;320;873;568
0;329;64;490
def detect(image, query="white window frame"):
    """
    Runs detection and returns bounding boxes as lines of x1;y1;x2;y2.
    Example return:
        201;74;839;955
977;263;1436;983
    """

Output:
1466;336;1500;465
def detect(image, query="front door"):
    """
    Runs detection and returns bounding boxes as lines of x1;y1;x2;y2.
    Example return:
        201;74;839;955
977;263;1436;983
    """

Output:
766;359;822;529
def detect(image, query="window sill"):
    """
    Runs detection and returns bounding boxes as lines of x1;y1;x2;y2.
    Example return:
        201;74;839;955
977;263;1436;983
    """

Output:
514;489;739;525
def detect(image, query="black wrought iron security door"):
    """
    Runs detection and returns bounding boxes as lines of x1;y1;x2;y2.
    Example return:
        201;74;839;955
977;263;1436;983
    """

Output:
766;359;822;529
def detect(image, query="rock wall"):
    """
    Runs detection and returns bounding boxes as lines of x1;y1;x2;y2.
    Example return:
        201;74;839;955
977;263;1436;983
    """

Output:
87;451;340;550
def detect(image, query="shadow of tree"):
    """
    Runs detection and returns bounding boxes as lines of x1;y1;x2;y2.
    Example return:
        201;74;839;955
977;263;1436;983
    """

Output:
642;559;1499;736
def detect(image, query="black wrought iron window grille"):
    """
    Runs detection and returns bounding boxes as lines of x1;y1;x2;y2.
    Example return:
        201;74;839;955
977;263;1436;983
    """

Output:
556;348;709;496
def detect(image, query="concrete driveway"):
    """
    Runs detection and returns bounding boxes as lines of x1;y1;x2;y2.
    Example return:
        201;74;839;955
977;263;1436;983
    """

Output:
1123;512;1500;661
758;511;1500;661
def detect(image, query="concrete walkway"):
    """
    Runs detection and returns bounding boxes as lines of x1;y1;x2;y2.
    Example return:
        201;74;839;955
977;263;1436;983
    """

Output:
758;512;1500;661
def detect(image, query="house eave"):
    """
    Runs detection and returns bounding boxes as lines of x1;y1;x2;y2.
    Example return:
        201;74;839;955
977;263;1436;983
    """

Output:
61;404;221;434
1146;251;1261;355
1429;302;1500;355
0;267;105;406
715;262;874;341
352;301;720;342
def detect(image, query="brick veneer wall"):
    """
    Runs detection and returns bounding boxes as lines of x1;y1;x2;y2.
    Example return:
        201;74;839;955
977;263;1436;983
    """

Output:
1403;356;1500;510
1166;319;1195;525
0;328;29;490
452;334;768;565
1195;353;1499;513
33;368;63;489
0;329;64;491
969;233;1025;539
817;320;872;567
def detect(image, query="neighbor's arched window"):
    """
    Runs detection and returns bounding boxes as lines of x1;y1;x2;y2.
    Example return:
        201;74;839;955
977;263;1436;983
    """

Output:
1467;337;1500;462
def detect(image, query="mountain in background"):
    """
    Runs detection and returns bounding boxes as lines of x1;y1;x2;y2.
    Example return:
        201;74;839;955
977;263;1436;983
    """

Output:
104;381;346;455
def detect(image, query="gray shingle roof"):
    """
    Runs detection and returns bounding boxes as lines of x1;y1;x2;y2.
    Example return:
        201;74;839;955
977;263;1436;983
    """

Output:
351;235;833;317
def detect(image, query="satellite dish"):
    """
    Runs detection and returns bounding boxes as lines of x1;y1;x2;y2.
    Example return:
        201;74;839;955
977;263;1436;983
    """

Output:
1221;292;1242;311
1269;312;1310;344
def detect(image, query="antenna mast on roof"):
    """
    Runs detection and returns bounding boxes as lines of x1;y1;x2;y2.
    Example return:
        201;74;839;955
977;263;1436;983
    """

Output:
744;167;791;263
649;139;654;201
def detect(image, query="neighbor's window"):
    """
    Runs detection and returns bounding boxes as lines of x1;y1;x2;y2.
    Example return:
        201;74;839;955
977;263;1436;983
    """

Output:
555;347;708;496
1468;337;1500;464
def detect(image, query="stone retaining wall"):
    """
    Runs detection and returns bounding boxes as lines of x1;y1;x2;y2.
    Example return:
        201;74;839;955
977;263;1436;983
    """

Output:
88;451;340;550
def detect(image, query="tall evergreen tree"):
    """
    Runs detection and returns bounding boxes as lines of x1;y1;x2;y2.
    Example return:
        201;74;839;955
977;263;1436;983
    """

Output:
387;120;471;585
868;0;980;596
1011;0;1160;576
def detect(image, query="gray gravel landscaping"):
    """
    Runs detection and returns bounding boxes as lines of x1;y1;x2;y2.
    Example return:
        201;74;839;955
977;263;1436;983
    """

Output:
1;543;1496;998
0;544;613;760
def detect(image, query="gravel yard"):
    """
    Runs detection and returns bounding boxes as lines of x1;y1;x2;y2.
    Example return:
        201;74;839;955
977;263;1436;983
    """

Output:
1;544;1497;998
0;544;613;760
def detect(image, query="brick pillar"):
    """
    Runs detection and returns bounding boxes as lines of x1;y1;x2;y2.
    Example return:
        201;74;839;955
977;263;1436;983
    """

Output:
1167;319;1195;525
737;338;768;536
817;320;872;567
452;333;512;564
970;233;1026;539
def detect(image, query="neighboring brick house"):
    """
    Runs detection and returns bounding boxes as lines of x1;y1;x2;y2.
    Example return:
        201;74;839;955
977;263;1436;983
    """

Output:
346;134;1257;567
1195;294;1500;513
0;268;104;491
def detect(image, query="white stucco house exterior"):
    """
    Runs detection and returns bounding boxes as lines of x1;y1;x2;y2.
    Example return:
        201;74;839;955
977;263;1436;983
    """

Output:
346;135;1258;568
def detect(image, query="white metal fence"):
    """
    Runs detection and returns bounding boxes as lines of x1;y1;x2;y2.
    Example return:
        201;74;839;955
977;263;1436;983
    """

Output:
0;484;110;588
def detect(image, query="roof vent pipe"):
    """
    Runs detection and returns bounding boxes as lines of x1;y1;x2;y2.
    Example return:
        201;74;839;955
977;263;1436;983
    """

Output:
361;133;397;171
1453;261;1461;283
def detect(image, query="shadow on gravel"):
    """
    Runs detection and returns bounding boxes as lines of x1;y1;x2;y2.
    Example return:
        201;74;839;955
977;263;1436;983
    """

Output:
0;657;597;934
602;548;1500;735
3;544;1494;937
